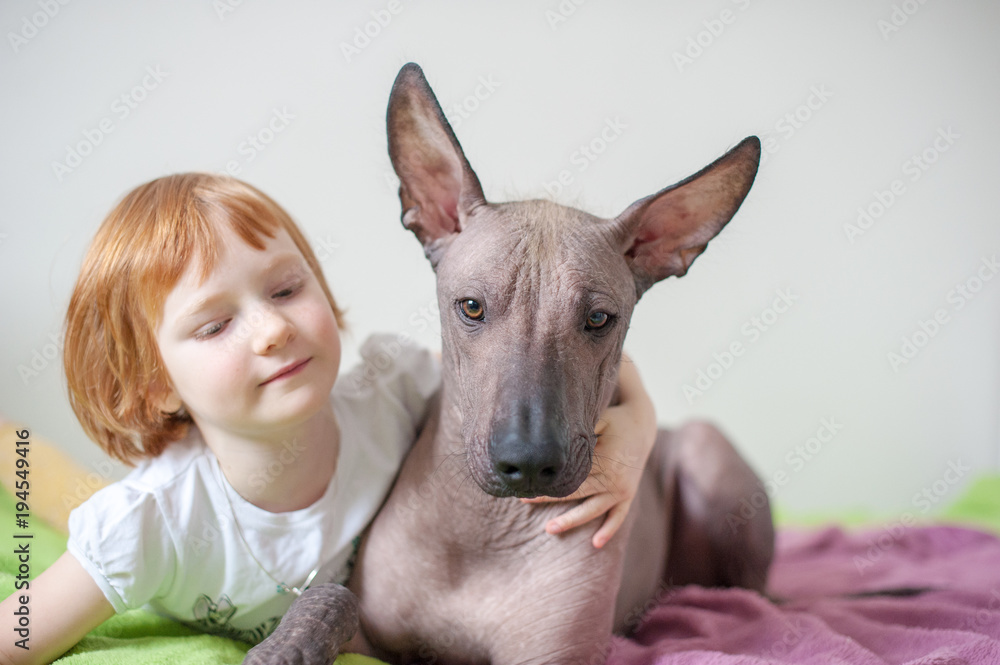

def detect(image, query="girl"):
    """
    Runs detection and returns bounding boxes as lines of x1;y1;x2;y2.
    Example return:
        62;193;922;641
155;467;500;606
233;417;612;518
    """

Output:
0;173;656;664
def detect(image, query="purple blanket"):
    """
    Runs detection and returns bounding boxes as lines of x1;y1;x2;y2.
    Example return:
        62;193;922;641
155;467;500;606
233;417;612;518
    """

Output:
607;525;1000;664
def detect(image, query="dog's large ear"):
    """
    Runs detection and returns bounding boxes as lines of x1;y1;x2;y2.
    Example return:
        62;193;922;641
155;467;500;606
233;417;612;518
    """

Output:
611;136;760;298
387;63;486;266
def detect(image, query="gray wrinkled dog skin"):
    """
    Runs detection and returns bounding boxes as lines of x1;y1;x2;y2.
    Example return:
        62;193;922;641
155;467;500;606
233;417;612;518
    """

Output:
245;63;774;665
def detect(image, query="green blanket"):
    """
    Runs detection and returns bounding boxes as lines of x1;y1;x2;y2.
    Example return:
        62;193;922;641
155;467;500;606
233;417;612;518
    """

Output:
2;476;998;663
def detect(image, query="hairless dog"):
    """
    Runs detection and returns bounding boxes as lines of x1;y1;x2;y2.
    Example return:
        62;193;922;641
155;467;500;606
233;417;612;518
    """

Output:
245;62;774;665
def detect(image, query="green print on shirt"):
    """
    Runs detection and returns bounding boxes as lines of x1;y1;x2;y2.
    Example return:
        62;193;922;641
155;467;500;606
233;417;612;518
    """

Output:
191;594;281;644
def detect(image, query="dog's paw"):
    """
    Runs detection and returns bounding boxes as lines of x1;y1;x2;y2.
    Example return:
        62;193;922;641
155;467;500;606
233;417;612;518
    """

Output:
243;639;337;665
241;583;360;665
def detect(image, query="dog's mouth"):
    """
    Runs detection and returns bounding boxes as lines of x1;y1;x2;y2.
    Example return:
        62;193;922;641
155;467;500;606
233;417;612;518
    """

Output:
469;435;593;500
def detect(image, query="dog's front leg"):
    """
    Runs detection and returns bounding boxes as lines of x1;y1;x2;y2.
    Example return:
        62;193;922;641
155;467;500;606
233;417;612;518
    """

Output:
242;583;359;665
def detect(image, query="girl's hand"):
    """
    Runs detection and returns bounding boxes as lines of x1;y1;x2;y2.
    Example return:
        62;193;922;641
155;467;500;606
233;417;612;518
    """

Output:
522;356;657;548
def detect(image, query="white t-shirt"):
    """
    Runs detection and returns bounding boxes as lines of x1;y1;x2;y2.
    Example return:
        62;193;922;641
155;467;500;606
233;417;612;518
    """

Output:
67;335;439;644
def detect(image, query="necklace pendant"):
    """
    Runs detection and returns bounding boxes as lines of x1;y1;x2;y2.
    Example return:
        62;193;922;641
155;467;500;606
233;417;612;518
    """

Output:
277;582;302;596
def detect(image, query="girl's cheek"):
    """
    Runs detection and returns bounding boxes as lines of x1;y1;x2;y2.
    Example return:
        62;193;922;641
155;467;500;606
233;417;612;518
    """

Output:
298;300;338;337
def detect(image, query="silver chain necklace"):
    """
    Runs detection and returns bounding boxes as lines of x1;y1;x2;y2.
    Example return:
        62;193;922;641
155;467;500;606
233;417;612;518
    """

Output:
212;457;320;596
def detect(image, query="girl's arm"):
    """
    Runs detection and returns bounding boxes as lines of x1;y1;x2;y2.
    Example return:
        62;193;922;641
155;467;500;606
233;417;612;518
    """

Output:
0;551;114;665
523;354;658;548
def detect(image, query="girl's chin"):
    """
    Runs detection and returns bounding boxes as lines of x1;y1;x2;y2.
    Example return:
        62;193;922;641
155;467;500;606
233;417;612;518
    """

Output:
260;390;334;428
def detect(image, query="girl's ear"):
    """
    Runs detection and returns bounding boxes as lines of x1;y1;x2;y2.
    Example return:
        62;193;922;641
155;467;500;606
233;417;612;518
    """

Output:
149;380;183;416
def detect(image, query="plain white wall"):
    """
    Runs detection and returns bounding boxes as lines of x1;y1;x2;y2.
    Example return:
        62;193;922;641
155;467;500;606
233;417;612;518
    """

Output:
1;0;997;517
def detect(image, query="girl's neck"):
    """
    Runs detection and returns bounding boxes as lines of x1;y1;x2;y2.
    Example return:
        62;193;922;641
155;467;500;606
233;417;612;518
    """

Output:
198;405;340;513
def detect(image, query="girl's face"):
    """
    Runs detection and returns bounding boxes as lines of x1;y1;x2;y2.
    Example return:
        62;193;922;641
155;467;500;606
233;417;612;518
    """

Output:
155;225;341;439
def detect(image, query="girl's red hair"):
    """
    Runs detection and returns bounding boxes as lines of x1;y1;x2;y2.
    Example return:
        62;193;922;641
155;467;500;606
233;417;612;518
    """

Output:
64;173;343;465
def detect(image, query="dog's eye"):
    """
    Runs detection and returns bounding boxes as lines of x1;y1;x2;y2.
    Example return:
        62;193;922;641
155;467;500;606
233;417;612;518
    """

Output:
586;311;611;330
460;299;485;321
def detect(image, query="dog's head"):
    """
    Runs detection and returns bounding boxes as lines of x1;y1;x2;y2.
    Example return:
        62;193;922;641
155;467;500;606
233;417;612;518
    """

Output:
387;63;759;498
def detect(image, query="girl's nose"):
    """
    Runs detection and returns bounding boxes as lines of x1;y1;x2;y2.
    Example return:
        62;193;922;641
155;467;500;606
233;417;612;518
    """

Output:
252;306;296;354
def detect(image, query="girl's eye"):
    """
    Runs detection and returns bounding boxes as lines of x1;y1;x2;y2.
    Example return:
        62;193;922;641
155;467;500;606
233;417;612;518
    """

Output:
273;283;301;299
196;320;229;340
460;299;485;321
586;311;611;330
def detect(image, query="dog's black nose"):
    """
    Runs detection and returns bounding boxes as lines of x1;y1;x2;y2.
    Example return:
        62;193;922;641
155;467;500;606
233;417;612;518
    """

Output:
489;412;567;497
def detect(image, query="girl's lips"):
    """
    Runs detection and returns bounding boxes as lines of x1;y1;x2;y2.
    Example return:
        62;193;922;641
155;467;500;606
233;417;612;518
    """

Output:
260;358;311;386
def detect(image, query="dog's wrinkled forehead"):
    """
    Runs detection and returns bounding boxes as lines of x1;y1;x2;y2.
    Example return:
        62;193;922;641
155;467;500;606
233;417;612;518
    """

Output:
438;199;635;305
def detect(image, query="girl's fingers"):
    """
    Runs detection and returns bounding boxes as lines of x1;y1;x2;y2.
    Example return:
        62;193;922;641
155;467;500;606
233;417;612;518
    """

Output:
545;493;617;534
521;495;560;504
592;500;630;548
